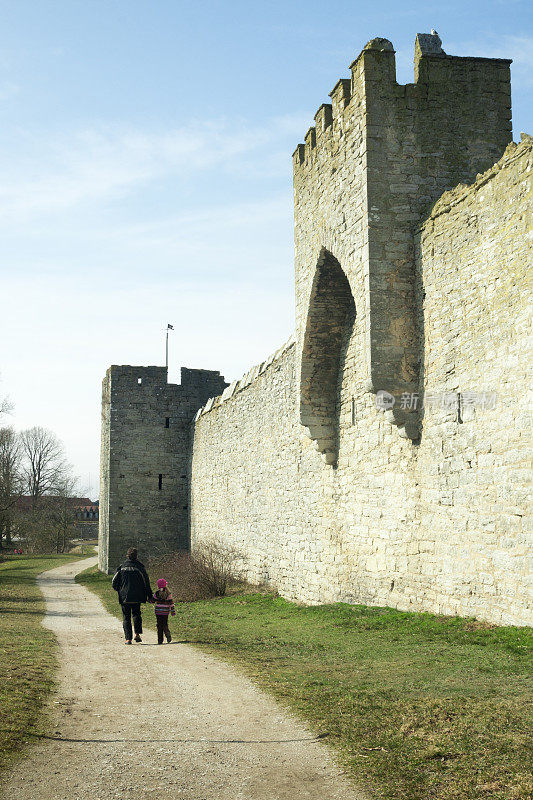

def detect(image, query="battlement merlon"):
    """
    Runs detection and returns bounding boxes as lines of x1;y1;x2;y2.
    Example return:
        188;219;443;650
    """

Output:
102;365;169;392
102;365;228;415
293;31;514;432
292;32;512;171
180;367;227;389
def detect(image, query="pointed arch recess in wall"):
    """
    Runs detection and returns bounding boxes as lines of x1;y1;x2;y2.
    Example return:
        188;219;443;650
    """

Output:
300;250;355;465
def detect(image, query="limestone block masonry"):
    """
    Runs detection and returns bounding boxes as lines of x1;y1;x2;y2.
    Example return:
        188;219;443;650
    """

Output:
99;366;227;573
100;33;532;626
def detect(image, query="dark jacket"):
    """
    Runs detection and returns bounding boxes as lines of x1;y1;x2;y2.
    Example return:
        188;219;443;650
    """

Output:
112;558;153;604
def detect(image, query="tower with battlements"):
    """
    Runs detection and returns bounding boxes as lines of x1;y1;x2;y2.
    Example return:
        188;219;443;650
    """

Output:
294;32;511;461
98;365;227;572
99;34;531;626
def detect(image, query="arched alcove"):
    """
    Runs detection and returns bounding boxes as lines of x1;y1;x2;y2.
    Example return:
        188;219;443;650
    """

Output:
300;251;356;465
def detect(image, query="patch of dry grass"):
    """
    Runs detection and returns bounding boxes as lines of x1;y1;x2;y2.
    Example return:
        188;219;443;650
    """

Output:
0;553;82;774
77;564;533;800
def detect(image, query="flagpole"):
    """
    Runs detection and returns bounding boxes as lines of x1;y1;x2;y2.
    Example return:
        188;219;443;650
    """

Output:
165;324;174;370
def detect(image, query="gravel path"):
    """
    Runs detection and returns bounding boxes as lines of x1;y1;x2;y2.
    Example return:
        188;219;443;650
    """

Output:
1;558;365;800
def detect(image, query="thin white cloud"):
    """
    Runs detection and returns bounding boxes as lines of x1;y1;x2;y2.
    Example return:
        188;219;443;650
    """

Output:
84;194;291;264
0;113;307;220
0;189;293;285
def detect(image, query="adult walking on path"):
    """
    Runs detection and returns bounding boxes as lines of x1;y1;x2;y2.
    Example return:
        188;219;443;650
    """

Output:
0;557;365;800
112;546;154;644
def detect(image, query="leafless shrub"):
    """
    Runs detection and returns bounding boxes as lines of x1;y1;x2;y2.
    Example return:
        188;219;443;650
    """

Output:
149;541;244;602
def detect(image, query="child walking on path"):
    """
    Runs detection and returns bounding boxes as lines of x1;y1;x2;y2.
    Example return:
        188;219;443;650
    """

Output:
153;578;175;644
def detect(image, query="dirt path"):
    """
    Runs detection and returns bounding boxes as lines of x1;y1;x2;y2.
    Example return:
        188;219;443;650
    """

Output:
1;558;365;800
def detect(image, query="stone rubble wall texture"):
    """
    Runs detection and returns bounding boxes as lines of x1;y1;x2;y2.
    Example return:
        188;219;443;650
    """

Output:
191;136;532;625
190;36;531;626
99;366;227;573
295;36;511;431
101;34;532;625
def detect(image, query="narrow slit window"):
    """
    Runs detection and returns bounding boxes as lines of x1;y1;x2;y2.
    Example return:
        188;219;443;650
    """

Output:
137;377;142;385
158;474;163;490
165;417;170;428
351;397;355;426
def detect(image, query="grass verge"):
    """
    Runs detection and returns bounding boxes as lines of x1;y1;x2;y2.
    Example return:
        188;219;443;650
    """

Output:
0;553;85;774
77;564;533;800
69;543;97;556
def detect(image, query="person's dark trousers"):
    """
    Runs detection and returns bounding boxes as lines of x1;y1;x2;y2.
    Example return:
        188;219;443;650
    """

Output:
156;614;171;644
121;602;143;640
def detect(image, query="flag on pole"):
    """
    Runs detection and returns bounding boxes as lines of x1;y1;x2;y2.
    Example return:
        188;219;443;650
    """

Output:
165;324;174;368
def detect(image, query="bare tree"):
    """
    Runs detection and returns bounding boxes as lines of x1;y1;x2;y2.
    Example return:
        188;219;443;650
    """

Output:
0;427;23;549
0;374;13;421
47;473;80;553
19;426;68;508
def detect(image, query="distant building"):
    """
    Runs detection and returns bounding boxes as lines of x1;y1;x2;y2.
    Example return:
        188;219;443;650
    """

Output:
16;496;95;512
75;502;99;522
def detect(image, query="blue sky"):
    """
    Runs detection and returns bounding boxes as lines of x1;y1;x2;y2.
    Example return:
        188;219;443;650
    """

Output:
1;0;531;497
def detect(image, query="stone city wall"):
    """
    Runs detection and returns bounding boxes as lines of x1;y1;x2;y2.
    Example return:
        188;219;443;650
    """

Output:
190;137;532;625
412;136;532;624
100;34;531;625
293;34;512;460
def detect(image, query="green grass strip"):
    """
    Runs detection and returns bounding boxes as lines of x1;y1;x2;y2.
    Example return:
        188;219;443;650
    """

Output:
0;553;85;774
77;565;533;800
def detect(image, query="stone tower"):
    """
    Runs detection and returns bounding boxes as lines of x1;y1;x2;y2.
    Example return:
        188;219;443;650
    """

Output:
294;32;512;462
99;33;530;626
98;365;227;573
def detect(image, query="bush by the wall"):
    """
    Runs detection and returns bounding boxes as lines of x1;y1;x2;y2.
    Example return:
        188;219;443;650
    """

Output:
149;541;243;601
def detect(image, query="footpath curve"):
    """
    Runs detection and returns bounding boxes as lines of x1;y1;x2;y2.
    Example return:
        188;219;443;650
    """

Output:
1;557;364;800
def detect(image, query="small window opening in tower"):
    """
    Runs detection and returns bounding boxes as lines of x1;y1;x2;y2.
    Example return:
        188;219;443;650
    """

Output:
137;377;142;385
351;397;356;426
165;417;170;428
158;474;163;490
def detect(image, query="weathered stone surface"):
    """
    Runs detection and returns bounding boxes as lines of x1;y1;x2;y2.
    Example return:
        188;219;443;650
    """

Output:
98;366;227;572
191;134;532;626
100;35;532;626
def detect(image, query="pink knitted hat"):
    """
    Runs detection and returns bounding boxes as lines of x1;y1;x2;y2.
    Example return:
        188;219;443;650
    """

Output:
157;578;167;589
